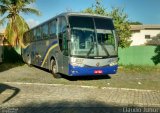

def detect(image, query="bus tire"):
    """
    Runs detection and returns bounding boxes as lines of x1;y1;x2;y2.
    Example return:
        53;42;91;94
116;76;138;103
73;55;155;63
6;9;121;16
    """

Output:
51;59;61;78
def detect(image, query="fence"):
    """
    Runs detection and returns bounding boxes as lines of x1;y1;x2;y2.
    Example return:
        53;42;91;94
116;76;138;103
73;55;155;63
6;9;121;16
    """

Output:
118;46;160;66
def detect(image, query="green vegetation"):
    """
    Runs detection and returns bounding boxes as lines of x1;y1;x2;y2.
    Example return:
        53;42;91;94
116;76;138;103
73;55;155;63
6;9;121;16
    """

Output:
82;0;132;48
0;0;40;47
129;21;143;25
119;64;160;73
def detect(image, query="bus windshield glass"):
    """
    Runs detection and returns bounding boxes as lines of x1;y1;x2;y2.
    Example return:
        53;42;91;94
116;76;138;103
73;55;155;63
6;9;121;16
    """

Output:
69;16;117;58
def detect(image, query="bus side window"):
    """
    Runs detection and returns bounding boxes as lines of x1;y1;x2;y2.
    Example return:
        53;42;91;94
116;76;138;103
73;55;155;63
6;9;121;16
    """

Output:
30;31;34;42
58;17;68;56
42;24;49;39
36;27;42;40
33;29;37;41
49;20;57;38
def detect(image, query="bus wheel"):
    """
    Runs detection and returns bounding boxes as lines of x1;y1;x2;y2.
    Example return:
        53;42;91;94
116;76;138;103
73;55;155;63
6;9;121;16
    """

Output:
51;59;61;78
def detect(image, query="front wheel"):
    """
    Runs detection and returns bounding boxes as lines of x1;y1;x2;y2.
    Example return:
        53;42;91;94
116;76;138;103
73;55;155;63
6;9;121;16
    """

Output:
51;59;61;78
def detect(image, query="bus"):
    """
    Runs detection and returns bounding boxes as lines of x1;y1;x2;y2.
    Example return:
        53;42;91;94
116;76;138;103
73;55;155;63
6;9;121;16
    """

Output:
22;12;118;78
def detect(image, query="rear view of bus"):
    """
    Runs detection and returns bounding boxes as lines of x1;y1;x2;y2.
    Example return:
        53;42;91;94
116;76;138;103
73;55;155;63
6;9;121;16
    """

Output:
68;14;118;76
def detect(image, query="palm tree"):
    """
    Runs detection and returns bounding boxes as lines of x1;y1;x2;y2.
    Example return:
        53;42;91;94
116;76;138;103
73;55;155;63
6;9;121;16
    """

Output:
0;0;40;47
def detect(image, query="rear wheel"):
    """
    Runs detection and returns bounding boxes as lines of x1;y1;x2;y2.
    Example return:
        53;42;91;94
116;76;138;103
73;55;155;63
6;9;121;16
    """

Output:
51;59;61;78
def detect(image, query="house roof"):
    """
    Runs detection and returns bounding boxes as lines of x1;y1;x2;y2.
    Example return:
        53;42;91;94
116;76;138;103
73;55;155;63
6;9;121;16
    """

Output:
130;25;160;30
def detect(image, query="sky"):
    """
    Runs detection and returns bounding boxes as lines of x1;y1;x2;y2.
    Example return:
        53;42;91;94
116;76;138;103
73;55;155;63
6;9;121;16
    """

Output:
1;0;160;31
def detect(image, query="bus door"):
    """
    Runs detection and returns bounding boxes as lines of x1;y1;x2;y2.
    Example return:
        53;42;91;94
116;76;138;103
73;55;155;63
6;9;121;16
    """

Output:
58;16;69;74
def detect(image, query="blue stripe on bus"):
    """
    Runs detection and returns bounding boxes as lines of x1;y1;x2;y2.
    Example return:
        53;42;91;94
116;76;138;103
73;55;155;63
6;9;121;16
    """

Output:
39;40;58;67
69;64;118;76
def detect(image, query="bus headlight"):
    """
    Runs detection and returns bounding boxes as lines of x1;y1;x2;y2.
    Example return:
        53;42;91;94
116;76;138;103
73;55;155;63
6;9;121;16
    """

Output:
71;70;79;74
109;62;118;66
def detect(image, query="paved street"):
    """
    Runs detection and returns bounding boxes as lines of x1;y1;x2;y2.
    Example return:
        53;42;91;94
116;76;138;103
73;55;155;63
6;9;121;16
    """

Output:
0;64;160;113
0;82;160;113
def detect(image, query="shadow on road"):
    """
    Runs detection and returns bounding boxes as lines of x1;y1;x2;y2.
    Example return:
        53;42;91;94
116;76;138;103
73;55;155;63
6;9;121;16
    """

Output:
61;74;111;81
33;65;112;81
0;83;20;104
14;100;125;113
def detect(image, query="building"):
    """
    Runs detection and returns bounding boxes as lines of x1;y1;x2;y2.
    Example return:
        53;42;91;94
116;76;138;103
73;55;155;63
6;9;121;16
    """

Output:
130;25;160;46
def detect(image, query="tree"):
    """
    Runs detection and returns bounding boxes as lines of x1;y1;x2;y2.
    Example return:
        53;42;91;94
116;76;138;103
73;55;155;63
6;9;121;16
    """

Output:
110;7;132;48
129;21;143;25
82;0;132;48
82;0;107;15
0;0;40;47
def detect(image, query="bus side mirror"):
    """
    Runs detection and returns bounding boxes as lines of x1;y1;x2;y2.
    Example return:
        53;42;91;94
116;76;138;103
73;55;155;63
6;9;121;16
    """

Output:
66;26;71;41
62;26;70;41
115;30;120;44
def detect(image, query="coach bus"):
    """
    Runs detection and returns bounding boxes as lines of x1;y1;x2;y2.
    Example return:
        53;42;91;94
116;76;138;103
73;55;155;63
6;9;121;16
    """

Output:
22;12;118;78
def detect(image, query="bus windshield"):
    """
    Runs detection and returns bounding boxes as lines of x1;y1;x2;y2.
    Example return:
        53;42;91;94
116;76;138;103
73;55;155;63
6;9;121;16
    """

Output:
69;16;117;58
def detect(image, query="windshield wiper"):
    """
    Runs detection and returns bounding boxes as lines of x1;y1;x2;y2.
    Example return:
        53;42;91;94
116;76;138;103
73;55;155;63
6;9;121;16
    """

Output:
86;43;95;58
100;43;110;57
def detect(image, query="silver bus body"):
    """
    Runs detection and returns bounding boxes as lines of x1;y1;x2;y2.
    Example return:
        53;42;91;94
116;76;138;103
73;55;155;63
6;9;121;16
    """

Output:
22;12;118;76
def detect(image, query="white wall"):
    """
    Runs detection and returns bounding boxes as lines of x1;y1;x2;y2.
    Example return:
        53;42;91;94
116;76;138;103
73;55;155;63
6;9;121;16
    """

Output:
130;30;160;46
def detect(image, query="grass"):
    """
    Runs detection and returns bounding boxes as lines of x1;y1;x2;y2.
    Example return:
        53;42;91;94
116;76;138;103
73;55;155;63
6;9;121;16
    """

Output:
119;64;160;72
0;63;160;91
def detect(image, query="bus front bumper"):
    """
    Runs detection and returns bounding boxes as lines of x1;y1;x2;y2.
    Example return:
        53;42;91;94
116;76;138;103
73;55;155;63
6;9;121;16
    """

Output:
69;64;118;76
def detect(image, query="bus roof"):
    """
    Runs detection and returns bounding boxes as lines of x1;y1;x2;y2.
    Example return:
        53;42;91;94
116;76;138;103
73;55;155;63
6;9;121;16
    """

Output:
59;12;112;19
27;12;112;31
